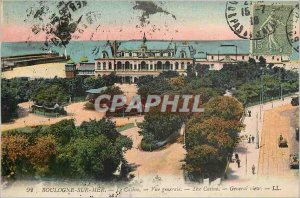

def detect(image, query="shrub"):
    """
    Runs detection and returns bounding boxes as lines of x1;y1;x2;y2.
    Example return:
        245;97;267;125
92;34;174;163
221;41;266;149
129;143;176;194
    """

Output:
84;102;95;110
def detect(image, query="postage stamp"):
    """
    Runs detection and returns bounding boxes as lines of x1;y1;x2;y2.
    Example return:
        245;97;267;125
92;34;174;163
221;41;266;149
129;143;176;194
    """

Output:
1;1;299;198
251;3;294;55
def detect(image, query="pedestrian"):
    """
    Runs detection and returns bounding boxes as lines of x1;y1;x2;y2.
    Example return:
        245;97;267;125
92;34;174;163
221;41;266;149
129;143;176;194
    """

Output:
248;110;252;117
248;135;252;143
252;164;255;175
237;159;241;168
251;136;255;143
228;153;234;163
235;153;239;160
279;134;283;141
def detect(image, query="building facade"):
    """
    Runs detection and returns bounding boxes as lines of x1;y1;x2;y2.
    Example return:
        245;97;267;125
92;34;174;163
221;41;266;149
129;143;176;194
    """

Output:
94;34;193;82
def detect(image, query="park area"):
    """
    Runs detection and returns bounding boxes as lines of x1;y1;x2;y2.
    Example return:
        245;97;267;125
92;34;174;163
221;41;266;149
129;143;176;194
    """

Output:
1;83;142;132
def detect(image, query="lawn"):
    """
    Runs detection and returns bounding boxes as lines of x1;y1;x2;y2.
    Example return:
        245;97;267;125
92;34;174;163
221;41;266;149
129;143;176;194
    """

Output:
117;123;135;132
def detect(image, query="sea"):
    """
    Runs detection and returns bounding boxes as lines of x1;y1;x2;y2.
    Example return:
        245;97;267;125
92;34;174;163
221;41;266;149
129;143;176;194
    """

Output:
1;40;298;63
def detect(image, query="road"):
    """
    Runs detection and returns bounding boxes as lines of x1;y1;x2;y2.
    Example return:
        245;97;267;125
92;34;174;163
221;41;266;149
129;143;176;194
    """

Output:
258;104;299;178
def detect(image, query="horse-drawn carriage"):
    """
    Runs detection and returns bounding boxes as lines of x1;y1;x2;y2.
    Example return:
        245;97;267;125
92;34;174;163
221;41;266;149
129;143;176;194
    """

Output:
289;155;299;169
278;135;288;148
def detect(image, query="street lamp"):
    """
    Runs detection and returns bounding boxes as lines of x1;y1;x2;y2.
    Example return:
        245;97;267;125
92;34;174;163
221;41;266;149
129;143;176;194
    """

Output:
259;67;264;121
256;112;259;149
220;44;238;61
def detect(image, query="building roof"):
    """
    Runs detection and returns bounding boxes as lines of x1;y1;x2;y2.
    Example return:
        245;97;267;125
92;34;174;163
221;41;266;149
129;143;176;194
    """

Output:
118;41;175;51
191;40;250;58
174;45;192;58
102;44;113;58
77;63;95;71
86;87;108;94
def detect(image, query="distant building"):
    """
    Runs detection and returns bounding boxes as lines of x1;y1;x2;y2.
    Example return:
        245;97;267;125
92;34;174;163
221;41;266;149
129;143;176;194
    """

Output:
65;61;76;78
94;33;193;82
77;62;95;76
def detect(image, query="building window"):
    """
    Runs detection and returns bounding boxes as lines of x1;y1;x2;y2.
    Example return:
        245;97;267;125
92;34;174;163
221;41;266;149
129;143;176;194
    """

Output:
125;61;130;70
165;61;170;70
117;61;122;70
175;62;179;70
129;52;132;57
168;52;171;57
150;64;153;70
121;52;124;57
134;64;137;70
180;51;186;58
242;56;245;60
211;56;214;60
97;62;101;70
103;62;106;70
102;51;108;58
109;62;112;70
277;58;279;61
272;56;275;60
181;62;185;70
160;52;163;57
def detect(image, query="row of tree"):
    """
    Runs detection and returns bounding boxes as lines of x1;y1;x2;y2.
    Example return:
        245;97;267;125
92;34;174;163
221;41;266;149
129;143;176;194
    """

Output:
188;57;298;105
2;118;132;179
184;96;244;180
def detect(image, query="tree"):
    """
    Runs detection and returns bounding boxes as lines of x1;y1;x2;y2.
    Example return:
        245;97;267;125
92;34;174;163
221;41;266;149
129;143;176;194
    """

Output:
248;57;256;65
137;77;174;97
139;108;183;144
31;84;69;107
102;72;122;86
101;86;123;95
185;145;226;180
195;64;209;77
168;76;186;89
48;119;76;145
1;87;18;123
78;118;119;140
185;117;242;151
158;71;179;78
83;76;105;90
27;135;57;175
204;96;243;121
1;135;32;177
259;56;266;67
234;82;260;104
60;135;121;179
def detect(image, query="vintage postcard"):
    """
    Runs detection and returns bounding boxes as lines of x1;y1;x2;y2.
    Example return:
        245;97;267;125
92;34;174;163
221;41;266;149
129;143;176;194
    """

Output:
0;0;299;197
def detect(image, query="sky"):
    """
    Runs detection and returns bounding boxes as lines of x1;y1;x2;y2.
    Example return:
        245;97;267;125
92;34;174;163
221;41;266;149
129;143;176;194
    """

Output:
0;0;255;42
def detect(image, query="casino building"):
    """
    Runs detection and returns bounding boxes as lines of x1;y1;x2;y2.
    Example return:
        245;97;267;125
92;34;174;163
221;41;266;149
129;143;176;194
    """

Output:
94;33;193;82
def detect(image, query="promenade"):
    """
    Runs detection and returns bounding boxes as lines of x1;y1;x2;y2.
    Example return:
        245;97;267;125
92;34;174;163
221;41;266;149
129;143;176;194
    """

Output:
227;95;299;182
